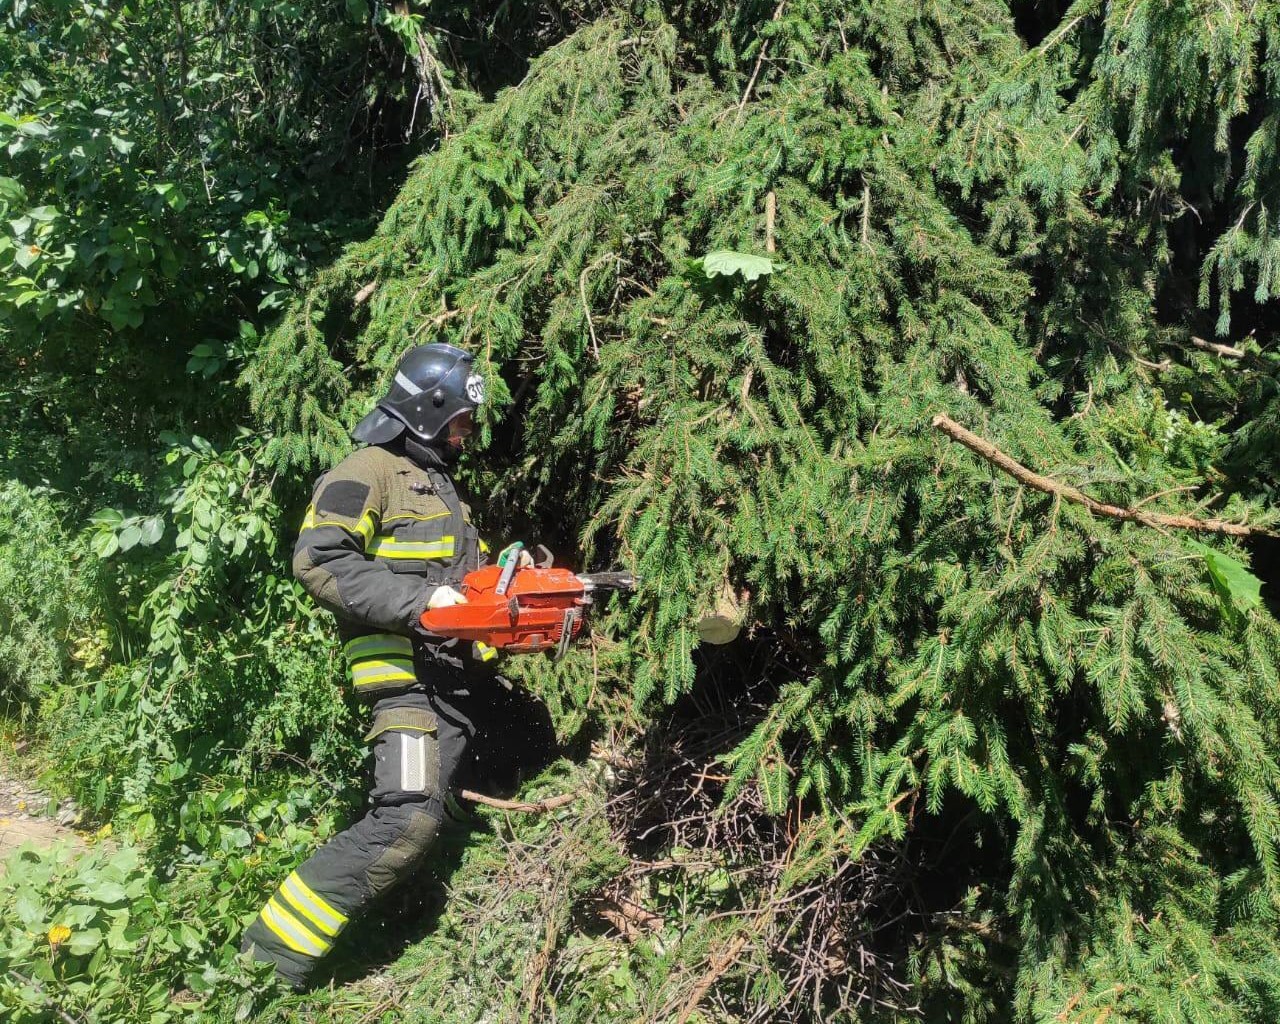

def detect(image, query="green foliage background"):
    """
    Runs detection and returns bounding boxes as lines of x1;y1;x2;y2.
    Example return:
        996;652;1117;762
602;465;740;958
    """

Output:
2;1;1280;1021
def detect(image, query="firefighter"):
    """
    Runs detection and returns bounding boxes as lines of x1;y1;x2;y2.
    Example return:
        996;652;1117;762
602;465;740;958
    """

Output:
241;342;540;990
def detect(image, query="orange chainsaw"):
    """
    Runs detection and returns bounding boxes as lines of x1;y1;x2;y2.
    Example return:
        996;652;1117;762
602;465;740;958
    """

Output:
419;543;636;658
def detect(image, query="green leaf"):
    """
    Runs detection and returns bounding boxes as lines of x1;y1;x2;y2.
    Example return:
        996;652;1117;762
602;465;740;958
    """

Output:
91;531;120;559
90;881;129;903
178;921;204;950
0;176;26;206
118;524;143;551
66;928;103;955
140;517;164;545
224;826;252;849
1188;540;1263;615
696;249;777;282
91;508;125;526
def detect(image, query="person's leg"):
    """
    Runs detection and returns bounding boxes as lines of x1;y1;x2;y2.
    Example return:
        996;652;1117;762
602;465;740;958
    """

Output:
241;694;454;989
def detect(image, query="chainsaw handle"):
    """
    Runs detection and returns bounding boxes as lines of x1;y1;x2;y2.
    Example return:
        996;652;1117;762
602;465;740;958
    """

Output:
495;541;522;595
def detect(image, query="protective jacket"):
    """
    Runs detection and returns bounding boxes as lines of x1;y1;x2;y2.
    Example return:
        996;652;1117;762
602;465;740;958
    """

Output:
291;440;498;695
242;439;506;990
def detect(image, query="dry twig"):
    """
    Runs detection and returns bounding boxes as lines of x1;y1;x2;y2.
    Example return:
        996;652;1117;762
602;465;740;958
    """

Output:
735;2;787;125
459;788;576;813
580;253;617;360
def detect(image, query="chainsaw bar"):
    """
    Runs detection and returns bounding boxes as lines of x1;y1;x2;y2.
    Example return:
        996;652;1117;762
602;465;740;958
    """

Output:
576;571;638;592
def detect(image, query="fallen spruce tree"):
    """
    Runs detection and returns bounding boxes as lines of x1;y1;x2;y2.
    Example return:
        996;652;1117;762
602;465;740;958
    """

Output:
242;1;1280;1019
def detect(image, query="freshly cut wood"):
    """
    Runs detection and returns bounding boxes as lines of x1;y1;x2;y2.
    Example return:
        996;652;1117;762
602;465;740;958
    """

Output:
697;579;748;644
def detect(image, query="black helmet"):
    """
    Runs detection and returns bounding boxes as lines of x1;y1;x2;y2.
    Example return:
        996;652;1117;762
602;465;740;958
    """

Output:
352;343;486;445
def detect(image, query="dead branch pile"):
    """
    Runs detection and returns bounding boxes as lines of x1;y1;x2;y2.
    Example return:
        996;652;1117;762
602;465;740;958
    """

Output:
599;655;926;1020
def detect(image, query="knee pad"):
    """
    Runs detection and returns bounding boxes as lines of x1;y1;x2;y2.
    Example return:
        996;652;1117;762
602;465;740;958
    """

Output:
364;801;442;900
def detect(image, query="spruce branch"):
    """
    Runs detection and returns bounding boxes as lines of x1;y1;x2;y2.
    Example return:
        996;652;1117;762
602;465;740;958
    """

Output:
931;413;1275;538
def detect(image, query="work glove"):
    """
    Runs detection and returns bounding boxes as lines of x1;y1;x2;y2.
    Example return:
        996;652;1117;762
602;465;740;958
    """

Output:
427;585;468;609
496;542;535;569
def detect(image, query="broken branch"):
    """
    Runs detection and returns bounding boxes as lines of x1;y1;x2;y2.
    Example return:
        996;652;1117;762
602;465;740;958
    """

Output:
1184;335;1271;371
931;413;1274;538
459;788;576;813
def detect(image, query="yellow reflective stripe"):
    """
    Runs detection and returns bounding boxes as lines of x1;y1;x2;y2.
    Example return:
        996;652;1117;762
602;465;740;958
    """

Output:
262;899;329;957
350;659;416;686
353;509;378;547
300;507;379;550
475;642;498;662
286;871;348;929
344;634;413;662
260;906;312;956
281;877;343;938
382;511;449;524
268;897;332;953
366;535;455;560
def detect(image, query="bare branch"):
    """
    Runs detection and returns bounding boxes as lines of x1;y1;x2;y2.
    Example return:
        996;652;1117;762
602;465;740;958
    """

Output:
735;2;787;125
1184;335;1271;371
459;788;576;813
676;932;751;1024
932;413;1275;538
861;179;871;247
579;253;617;361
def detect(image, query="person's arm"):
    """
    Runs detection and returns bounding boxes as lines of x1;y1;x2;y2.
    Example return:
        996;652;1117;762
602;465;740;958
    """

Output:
292;449;449;635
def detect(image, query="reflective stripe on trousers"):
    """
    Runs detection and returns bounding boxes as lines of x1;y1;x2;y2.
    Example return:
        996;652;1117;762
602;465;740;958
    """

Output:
344;633;416;692
250;868;351;965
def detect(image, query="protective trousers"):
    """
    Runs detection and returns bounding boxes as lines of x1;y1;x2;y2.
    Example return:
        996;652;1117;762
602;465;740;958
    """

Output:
242;687;481;989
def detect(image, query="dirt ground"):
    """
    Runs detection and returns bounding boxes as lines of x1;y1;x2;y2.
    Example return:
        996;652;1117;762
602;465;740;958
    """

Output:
0;748;84;867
